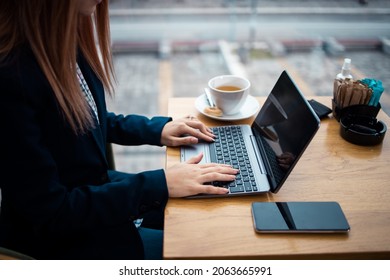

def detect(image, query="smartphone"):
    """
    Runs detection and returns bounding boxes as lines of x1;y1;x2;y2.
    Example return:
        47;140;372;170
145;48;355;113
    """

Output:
252;201;350;233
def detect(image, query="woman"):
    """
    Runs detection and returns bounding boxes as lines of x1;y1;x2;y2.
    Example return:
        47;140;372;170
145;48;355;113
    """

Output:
0;0;237;259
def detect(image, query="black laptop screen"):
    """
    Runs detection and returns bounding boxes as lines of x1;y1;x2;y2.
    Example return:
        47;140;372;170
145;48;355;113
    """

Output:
252;71;320;193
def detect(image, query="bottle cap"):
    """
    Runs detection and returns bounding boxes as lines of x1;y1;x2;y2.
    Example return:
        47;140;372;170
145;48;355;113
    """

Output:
342;58;351;70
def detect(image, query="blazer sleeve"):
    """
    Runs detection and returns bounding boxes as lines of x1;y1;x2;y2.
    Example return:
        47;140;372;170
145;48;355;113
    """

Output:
106;112;172;146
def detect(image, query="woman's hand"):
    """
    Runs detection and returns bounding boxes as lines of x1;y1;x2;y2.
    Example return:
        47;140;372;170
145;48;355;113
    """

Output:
161;115;214;147
165;153;239;197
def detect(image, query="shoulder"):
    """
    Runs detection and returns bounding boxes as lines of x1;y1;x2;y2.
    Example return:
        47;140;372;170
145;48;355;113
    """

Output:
0;46;37;77
0;46;53;103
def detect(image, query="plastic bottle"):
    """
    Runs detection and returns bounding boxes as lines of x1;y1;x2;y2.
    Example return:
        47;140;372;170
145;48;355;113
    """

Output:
336;58;353;80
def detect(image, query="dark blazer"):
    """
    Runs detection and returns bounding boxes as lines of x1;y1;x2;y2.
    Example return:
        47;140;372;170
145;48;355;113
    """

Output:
0;47;170;259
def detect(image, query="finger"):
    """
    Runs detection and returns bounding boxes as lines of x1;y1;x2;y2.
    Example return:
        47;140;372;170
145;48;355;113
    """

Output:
201;172;237;183
184;115;197;121
200;164;239;173
186;153;204;164
199;184;229;195
183;118;211;132
182;126;215;143
168;135;199;146
186;121;215;139
197;128;215;140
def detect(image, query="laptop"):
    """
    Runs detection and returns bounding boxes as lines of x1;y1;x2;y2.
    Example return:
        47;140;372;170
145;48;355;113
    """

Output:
180;70;320;198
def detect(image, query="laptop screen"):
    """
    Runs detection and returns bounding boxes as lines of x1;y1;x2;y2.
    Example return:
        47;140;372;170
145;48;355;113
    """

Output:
251;71;320;193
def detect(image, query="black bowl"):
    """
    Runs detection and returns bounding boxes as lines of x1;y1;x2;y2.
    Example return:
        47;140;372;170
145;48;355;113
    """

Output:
340;114;386;146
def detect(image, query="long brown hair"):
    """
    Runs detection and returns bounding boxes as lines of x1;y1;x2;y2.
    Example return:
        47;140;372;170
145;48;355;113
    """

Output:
0;0;115;134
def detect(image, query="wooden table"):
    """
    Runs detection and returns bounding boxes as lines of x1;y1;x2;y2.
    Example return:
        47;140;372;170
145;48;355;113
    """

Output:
164;96;390;259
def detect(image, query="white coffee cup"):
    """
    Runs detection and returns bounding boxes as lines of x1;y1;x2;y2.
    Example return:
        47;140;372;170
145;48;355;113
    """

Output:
208;75;250;115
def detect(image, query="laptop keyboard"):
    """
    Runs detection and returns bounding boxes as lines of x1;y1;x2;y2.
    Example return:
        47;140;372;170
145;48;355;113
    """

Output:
209;126;258;193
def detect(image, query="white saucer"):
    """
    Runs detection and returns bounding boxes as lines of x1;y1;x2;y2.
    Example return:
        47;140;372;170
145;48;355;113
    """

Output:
195;94;260;121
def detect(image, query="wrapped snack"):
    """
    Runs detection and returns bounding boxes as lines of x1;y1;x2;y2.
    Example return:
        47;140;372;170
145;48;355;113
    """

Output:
360;78;384;107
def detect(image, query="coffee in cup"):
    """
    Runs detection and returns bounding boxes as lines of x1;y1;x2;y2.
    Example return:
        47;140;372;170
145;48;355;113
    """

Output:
208;75;250;115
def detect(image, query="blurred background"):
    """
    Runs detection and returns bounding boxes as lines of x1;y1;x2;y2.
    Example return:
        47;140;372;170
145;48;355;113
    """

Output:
106;0;390;172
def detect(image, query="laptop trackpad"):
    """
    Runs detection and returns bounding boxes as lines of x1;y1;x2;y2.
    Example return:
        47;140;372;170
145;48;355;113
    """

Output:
180;143;210;163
